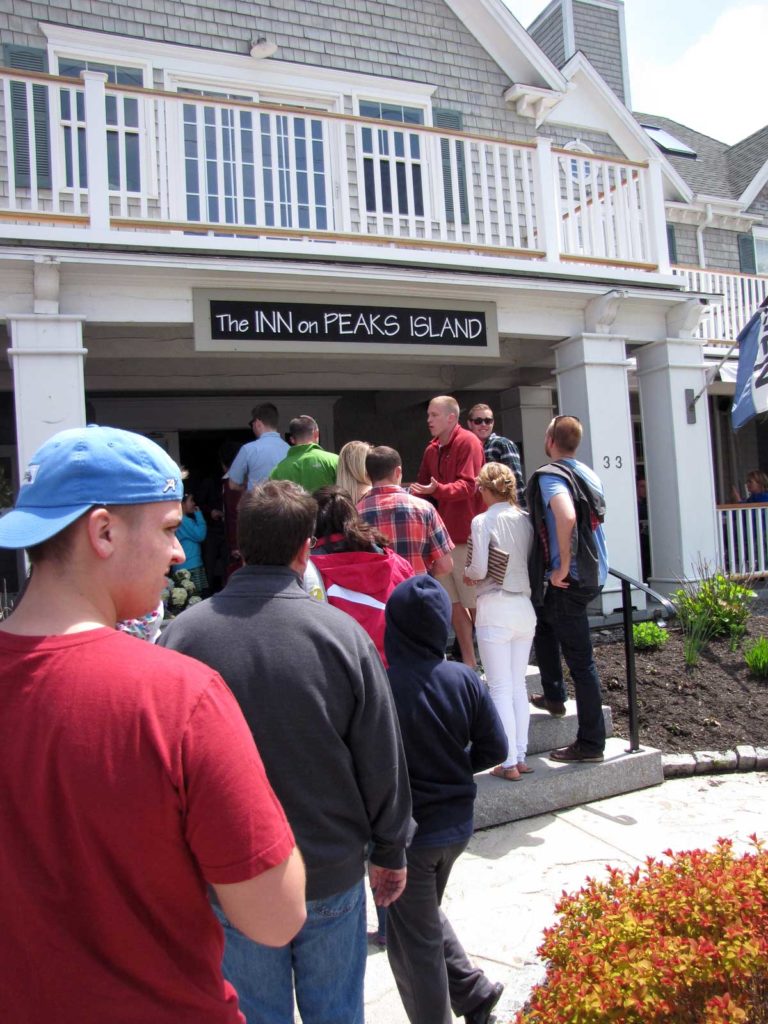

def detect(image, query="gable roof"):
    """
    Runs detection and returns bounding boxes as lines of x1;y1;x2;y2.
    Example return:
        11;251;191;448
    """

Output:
635;112;768;206
444;0;567;91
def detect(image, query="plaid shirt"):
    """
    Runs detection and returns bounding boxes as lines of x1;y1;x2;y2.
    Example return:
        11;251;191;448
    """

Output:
484;433;526;509
357;485;454;573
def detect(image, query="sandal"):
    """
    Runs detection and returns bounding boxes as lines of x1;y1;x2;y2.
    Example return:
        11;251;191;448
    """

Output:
490;764;521;782
516;763;534;774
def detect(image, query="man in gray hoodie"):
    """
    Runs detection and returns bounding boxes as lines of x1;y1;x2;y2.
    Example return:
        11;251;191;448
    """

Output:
160;480;413;1024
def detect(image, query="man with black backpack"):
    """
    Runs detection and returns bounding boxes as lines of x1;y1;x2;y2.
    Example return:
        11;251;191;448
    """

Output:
526;415;608;763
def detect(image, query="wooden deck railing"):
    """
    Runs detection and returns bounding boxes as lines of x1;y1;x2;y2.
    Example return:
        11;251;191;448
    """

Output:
0;66;666;270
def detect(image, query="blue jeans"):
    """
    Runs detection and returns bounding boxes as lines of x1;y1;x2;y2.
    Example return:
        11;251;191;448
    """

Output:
214;880;366;1024
533;583;606;754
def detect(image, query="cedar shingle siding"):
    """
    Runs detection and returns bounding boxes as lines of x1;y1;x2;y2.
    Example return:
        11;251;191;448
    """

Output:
528;7;566;69
572;0;624;102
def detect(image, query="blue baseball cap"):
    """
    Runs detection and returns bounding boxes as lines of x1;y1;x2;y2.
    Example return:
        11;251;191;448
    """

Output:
0;425;183;550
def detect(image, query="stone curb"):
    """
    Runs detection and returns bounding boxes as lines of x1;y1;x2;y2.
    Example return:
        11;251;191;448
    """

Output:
662;745;768;778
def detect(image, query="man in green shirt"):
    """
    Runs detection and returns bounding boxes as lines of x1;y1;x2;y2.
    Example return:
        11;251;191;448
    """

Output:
270;415;339;492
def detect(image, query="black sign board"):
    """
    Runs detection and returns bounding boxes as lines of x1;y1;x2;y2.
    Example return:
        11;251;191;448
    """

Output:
210;300;488;347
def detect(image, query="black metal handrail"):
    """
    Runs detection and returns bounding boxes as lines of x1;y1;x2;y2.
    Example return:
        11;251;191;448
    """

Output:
606;568;677;754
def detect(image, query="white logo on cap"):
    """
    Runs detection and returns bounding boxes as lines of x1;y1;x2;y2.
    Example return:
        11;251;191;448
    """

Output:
22;464;40;485
162;478;177;493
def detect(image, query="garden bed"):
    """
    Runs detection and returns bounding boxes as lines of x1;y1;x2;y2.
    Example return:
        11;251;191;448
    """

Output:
592;614;768;753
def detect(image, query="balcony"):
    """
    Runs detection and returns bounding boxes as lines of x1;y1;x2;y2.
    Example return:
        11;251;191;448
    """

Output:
674;266;768;343
0;66;669;275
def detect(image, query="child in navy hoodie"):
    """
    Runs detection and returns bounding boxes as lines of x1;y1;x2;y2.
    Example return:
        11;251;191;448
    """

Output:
384;575;507;1024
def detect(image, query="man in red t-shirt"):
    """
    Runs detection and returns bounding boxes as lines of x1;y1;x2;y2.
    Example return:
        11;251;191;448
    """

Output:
0;426;306;1024
411;395;484;668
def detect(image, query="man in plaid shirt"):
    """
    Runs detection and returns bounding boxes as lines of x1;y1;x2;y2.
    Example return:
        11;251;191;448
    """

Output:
358;446;455;576
467;403;527;509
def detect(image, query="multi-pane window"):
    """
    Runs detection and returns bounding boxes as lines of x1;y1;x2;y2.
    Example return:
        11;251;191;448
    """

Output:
57;59;143;192
359;101;425;218
181;90;328;230
756;236;768;275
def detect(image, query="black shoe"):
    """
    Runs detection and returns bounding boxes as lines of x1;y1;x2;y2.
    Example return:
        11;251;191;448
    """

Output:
550;742;604;763
530;693;566;717
465;982;504;1024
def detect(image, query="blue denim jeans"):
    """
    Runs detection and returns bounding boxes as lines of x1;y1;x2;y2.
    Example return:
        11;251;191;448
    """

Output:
533;583;606;754
214;880;366;1024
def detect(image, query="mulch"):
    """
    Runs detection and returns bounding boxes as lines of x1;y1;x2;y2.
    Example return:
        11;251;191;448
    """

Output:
590;614;768;754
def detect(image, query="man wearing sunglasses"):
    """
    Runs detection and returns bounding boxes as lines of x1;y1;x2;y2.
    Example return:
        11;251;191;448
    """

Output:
466;403;526;509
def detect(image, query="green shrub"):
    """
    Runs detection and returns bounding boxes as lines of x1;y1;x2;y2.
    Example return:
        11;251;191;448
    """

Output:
744;637;768;679
633;620;669;651
516;837;768;1024
671;571;755;649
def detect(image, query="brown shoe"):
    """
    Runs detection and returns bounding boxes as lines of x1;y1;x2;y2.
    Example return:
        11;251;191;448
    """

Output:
550;742;604;763
530;694;566;717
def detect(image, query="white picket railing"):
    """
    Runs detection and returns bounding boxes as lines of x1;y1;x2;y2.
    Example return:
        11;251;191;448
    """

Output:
0;67;664;270
718;503;768;576
674;266;768;342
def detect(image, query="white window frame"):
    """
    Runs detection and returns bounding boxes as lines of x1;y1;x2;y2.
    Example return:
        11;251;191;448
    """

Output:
42;26;155;201
754;227;768;275
353;96;434;224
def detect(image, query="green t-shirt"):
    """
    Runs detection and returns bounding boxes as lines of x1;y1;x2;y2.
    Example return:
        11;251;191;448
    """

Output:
269;443;339;493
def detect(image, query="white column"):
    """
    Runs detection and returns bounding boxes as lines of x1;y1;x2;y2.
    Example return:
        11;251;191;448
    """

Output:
498;385;555;481
635;338;719;592
81;71;110;231
645;155;671;275
553;332;642;612
532;137;560;263
7;315;88;473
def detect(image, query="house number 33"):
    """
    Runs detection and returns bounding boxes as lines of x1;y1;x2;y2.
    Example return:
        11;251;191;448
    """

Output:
602;455;623;469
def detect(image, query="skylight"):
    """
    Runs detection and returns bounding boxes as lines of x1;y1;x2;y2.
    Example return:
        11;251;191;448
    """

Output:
641;125;697;158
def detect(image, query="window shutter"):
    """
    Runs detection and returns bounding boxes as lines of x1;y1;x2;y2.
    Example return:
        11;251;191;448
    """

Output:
738;233;757;275
433;107;469;226
5;45;51;189
666;223;678;265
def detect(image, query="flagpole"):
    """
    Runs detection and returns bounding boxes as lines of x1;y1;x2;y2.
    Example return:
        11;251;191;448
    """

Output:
687;294;768;412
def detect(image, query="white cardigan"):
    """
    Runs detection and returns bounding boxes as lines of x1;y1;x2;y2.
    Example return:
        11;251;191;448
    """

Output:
465;503;533;597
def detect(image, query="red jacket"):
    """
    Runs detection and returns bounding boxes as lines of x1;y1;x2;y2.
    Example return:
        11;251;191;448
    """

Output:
311;547;414;665
417;425;484;544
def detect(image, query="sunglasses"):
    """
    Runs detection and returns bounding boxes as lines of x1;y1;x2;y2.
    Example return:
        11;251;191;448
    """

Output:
470;417;493;425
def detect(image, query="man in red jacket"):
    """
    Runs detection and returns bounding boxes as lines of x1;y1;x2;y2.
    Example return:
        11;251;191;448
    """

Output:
411;395;484;668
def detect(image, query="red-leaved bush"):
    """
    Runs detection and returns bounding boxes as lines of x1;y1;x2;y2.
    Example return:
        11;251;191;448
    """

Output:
515;836;768;1024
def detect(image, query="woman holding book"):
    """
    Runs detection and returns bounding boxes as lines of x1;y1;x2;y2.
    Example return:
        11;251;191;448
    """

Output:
464;462;535;780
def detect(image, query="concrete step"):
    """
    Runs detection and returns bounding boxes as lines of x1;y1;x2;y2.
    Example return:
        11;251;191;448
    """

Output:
473;737;664;829
527;698;613;755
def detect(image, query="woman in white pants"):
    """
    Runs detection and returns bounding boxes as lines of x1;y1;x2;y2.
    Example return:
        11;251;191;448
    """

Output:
464;462;535;781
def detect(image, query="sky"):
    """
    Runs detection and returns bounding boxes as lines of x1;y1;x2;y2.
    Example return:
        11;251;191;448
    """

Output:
501;0;768;144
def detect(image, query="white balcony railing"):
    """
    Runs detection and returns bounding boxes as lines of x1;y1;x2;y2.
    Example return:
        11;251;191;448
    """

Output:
718;503;768;576
674;266;768;343
0;67;667;271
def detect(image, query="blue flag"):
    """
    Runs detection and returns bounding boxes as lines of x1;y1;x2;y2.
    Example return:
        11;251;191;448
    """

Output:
731;302;768;431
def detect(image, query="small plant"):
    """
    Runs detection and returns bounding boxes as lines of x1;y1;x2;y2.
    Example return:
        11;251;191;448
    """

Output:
161;568;201;618
671;564;756;660
744;637;768;679
682;608;715;668
516;836;768;1024
633;620;669;651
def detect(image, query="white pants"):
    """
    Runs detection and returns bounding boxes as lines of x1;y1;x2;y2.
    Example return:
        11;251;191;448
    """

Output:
476;591;536;767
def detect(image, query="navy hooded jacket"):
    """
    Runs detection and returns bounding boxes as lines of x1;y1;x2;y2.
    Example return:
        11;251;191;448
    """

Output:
385;576;507;846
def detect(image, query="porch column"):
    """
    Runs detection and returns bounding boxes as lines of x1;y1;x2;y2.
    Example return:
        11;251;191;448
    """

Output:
635;338;719;593
497;385;555;483
7;315;87;473
553;333;641;613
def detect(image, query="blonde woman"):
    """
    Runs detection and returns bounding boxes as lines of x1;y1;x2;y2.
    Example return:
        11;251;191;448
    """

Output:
336;440;373;505
464;462;535;781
